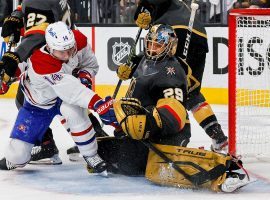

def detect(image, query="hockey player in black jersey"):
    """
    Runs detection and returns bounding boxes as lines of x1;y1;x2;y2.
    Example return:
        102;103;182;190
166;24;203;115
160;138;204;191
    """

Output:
0;0;106;165
118;0;228;153
94;24;250;192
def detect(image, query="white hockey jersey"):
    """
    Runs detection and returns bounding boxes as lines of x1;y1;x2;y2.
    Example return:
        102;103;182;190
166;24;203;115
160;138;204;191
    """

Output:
20;30;101;110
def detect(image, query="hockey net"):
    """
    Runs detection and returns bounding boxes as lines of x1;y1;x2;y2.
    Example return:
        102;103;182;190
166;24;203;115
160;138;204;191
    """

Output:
228;9;270;161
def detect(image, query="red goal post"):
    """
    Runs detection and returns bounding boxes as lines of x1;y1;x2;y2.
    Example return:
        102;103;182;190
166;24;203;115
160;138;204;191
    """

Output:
228;9;270;160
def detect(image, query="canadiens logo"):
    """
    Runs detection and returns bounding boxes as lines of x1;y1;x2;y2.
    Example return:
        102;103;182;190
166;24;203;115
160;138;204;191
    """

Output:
112;42;131;66
166;66;176;76
17;124;27;133
51;73;63;81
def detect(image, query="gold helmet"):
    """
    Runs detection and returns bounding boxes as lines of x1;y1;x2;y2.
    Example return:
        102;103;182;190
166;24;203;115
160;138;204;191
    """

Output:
144;24;178;61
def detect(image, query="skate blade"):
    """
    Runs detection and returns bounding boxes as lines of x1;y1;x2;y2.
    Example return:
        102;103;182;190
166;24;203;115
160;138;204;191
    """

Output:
29;154;62;165
99;170;108;177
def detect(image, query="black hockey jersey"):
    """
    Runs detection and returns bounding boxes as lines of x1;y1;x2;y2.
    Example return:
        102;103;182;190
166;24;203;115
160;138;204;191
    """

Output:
15;0;74;62
135;0;208;98
126;56;191;146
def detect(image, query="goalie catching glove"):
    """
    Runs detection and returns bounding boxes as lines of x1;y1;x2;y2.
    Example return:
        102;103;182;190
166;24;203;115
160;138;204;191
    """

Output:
114;97;187;140
113;98;162;140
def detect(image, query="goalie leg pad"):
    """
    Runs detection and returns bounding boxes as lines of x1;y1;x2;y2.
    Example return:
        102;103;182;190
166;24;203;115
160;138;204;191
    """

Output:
145;144;231;191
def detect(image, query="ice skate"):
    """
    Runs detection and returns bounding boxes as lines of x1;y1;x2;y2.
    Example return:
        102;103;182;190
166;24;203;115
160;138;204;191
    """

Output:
84;154;108;177
207;124;228;153
30;142;62;165
67;145;83;162
0;158;17;170
66;125;109;162
221;173;250;193
211;138;228;154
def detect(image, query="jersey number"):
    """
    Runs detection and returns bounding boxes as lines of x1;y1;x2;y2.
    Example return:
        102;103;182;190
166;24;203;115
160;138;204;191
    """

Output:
163;88;183;102
26;13;47;28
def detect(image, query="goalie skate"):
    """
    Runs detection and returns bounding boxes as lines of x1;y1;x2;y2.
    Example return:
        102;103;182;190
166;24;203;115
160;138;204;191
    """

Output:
29;143;62;165
221;173;250;193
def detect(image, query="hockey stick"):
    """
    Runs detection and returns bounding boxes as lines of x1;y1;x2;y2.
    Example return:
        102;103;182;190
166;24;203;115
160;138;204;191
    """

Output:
112;27;142;99
182;0;199;61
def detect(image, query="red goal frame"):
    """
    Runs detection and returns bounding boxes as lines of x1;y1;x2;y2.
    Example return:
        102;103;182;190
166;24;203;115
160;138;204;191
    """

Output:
228;9;270;155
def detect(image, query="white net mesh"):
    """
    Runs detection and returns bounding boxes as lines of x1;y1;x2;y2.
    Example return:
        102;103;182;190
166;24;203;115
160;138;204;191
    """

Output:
235;15;270;159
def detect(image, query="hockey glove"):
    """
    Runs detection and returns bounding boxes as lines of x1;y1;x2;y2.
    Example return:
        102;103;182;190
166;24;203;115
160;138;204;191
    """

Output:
93;96;120;128
116;54;142;80
117;64;133;80
77;70;92;90
113;98;162;140
135;11;152;29
0;52;20;78
1;14;23;44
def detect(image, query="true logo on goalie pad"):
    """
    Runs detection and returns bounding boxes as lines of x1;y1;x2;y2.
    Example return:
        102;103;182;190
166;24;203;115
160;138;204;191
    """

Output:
176;148;206;157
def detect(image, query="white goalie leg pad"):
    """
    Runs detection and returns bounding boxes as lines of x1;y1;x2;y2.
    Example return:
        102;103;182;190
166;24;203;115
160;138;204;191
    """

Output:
60;103;97;157
5;139;34;167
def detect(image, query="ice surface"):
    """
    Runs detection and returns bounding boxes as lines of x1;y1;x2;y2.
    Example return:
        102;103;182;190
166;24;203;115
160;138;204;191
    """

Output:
0;99;269;200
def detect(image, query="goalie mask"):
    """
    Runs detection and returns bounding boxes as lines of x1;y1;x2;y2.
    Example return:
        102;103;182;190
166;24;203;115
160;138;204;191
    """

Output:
144;24;178;61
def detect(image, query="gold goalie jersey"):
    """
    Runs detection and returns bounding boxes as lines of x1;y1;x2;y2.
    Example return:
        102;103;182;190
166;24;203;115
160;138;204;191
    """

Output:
125;56;191;146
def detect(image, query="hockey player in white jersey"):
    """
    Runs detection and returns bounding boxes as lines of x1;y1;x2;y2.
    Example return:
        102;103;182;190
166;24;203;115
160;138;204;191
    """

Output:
0;22;118;176
0;0;108;165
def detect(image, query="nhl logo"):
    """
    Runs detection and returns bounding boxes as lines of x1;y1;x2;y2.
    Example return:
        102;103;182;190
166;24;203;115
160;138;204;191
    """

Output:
107;37;134;71
112;42;131;66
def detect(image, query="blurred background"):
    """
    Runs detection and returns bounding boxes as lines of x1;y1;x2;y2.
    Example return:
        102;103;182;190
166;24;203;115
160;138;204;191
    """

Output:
1;0;270;26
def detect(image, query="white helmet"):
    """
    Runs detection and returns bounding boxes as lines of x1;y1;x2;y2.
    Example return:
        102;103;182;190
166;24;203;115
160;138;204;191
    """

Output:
45;21;75;53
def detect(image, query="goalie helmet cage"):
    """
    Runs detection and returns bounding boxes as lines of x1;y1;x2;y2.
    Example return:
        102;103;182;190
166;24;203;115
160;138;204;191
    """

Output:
228;9;270;161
